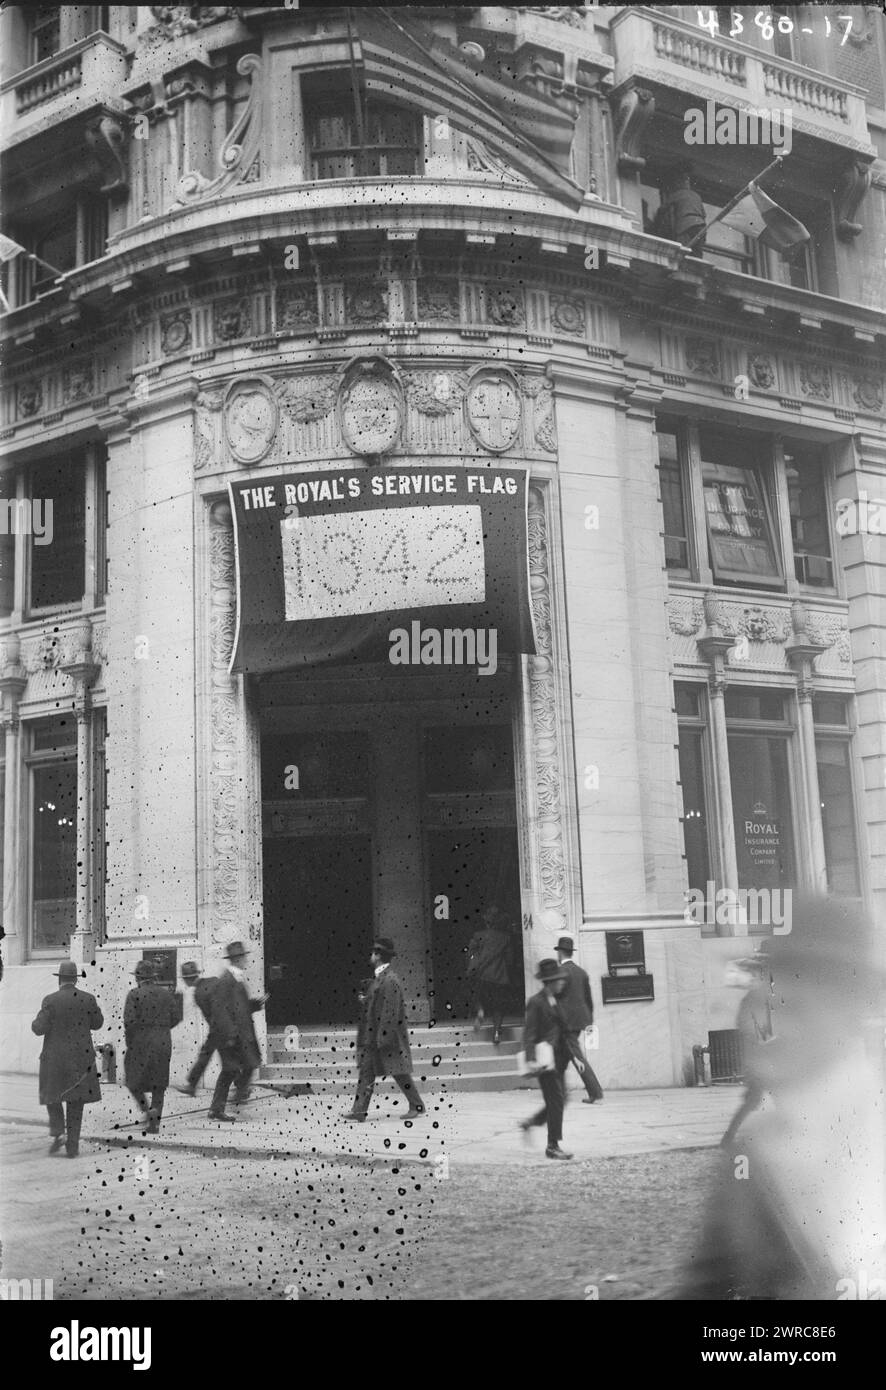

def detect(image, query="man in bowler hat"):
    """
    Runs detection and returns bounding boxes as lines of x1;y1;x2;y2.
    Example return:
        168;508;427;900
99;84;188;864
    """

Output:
31;959;104;1158
342;937;425;1122
124;959;181;1132
209;940;268;1121
520;958;585;1160
175;960;219;1097
555;936;604;1104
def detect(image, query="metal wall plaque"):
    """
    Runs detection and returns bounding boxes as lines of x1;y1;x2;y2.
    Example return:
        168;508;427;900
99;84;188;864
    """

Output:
605;930;646;973
601;973;655;1004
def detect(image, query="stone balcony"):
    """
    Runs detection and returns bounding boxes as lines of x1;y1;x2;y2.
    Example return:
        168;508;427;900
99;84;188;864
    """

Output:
610;6;875;158
0;33;129;149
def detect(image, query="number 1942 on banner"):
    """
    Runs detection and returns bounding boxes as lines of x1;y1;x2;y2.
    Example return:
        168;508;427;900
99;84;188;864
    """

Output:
280;505;486;621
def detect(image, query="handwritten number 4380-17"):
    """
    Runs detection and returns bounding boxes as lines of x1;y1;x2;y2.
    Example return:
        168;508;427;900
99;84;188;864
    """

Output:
697;10;852;42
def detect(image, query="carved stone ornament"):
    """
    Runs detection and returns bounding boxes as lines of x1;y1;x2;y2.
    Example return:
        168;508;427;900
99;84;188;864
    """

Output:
737;606;791;644
276;375;336;424
346;282;388;325
799;361;832;401
466;369;522;453
667;597;704;637
416;279;460;322
171;53;261;211
224;378;278;464
63;364;93;403
852;373;884;412
614;86;655;172
194;388;225;472
146;6;238;41
161;310;191;355
685;337;720;378
214;297;251;343
551;296;585;336
85;114;128;197
487;285;525;328
513;6;586;27
402;370;469;416
338;357;403;458
16;379;42;418
277;285;315;331
805;615;851;666
835;158;873;240
521;375;557;452
748;354;776;390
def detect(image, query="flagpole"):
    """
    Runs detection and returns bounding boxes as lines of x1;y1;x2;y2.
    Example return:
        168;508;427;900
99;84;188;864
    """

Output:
683;154;785;253
345;9;369;174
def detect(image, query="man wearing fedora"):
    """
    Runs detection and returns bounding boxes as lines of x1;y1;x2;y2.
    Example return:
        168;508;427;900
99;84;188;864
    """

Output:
520;958;585;1159
124;959;181;1133
209;940;268;1122
555;936;604;1104
31;959;104;1158
342;937;425;1122
175;961;219;1097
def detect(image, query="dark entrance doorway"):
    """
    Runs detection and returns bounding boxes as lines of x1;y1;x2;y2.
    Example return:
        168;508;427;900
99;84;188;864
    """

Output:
426;825;524;1019
262;834;373;1027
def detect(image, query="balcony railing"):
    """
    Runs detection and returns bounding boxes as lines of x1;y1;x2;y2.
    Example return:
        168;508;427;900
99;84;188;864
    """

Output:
612;8;873;153
0;33;128;141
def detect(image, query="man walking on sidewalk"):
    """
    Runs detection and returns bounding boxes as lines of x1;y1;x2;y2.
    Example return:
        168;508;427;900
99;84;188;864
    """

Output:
175;961;219;1097
519;958;585;1160
31;960;104;1158
209;940;268;1122
124;959;181;1133
342;937;425;1123
555;936;604;1104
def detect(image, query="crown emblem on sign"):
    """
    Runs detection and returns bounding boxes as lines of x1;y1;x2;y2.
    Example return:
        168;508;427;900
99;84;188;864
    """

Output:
752;801;767;817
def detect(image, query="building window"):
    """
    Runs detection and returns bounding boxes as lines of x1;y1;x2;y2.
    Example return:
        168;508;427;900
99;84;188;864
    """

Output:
28;717;77;955
656;417;690;571
675;684;712;903
813;698;860;896
784;443;833;588
7;197;107;308
304;76;420;180
726;688;796;891
702;201;754;274
28;7;61;65
0;470;14;618
700;427;783;588
28;455;86;612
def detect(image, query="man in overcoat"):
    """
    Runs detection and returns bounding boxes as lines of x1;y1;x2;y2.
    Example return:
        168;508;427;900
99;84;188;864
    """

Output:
519;958;585;1160
31;959;104;1158
555;936;604;1103
342;937;424;1122
209;940;268;1122
124;959;181;1132
175;960;219;1097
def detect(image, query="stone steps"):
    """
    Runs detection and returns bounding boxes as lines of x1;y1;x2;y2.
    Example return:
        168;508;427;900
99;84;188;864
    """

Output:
261;1023;528;1093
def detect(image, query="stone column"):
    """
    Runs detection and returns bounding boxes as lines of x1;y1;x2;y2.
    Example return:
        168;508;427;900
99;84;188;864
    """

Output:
63;619;98;967
0;632;27;966
698;595;740;929
787;603;828;892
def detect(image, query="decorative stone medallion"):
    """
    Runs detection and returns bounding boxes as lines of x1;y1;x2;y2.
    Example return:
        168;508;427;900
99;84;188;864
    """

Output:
338;357;403;457
551;296;585;335
685;337;720;378
417;279;460;321
466;369;522;453
852;373;883;412
799;361;831;400
16;379;42;418
161;310;191;355
487;285;525;327
748;353;776;390
224;377;278;464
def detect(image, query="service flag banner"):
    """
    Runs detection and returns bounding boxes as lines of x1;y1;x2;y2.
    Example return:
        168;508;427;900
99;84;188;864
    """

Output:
0;234;26;263
721;182;810;251
228;466;536;674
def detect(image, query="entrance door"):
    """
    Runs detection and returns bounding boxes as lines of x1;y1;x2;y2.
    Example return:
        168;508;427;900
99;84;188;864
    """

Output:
426;825;524;1019
262;834;373;1027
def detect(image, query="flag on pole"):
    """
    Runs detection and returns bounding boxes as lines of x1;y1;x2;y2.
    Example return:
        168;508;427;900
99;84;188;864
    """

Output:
351;9;584;208
721;182;809;252
0;234;27;263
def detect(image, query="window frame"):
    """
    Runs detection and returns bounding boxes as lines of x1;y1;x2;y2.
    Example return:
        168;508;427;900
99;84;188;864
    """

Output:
25;452;87;620
675;681;717;932
813;697;864;899
725;688;800;903
25;718;78;959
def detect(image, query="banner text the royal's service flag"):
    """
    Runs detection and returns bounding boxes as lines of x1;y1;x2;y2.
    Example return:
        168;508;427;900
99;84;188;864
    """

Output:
228;466;536;674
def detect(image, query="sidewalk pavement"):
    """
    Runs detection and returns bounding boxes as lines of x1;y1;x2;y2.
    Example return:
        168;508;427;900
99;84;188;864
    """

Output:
0;1072;742;1168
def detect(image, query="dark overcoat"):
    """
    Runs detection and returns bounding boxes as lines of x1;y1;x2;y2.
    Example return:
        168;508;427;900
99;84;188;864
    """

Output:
523;989;577;1071
124;982;180;1090
466;928;512;987
361;968;413;1077
557;959;595;1032
32;985;104;1105
211;968;262;1071
193;976;217;1026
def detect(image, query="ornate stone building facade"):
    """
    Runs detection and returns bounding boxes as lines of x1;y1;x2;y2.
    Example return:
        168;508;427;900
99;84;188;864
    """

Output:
1;6;884;1088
